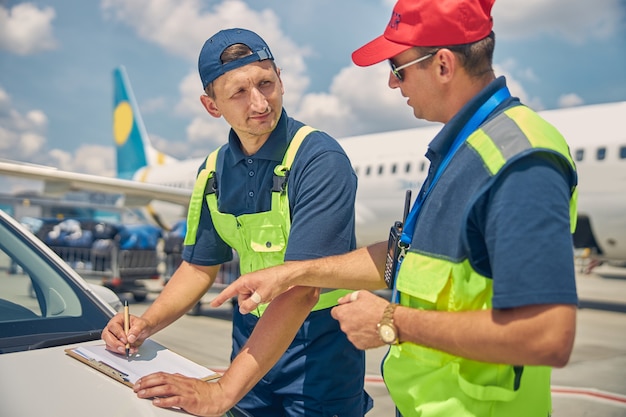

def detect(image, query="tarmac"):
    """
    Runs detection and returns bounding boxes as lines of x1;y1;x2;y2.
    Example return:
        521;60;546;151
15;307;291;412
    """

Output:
127;266;626;417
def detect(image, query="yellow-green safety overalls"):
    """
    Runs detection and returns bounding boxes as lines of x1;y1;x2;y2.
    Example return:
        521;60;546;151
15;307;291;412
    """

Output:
184;125;350;316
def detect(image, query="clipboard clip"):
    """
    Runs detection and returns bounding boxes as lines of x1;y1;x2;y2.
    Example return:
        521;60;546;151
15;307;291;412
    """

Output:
88;358;130;383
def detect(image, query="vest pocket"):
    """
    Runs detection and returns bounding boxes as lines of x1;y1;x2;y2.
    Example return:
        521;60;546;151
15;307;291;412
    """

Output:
396;254;452;308
455;361;520;402
248;224;286;253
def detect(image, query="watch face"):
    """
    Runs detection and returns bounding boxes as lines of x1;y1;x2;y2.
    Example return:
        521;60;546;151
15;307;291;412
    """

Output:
379;323;397;344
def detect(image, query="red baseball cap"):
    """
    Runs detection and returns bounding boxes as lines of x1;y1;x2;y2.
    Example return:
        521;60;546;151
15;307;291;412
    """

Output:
352;0;495;67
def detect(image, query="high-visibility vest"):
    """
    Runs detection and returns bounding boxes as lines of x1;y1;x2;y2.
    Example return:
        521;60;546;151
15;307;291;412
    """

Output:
185;126;350;317
386;105;578;417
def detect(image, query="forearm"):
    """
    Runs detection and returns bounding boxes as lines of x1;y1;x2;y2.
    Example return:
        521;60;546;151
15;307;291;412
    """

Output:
212;243;388;311
290;241;388;290
217;286;318;405
143;261;217;334
394;303;576;367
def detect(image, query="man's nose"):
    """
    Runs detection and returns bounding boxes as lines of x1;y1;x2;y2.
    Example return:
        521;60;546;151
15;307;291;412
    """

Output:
250;87;269;112
388;71;400;89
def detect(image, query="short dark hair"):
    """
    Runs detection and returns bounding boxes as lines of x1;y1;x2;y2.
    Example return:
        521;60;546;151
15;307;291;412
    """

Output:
416;31;495;78
204;43;278;98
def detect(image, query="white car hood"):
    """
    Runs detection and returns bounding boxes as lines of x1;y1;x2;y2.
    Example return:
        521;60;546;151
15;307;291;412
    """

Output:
0;340;188;417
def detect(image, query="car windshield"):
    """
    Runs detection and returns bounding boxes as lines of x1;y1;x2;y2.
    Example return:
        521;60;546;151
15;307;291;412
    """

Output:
0;213;112;353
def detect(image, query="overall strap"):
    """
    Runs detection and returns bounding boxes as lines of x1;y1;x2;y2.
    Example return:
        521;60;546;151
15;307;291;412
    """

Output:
184;146;222;246
183;125;314;247
273;125;317;192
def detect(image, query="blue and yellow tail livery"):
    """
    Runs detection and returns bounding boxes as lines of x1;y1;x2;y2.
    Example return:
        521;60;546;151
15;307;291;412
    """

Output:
113;66;152;179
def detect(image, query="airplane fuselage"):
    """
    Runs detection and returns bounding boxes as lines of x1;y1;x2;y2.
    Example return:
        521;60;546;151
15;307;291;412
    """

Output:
133;101;626;262
2;67;623;265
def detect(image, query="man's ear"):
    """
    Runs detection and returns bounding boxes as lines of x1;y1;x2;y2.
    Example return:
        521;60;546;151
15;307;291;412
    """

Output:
200;95;222;118
436;49;459;83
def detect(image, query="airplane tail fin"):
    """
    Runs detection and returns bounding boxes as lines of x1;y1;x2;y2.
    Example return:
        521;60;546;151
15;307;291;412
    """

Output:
112;66;177;179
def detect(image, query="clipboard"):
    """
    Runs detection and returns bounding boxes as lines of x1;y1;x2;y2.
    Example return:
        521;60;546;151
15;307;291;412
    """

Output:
66;338;220;388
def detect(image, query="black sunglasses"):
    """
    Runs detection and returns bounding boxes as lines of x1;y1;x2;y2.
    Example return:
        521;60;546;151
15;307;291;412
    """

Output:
388;50;438;81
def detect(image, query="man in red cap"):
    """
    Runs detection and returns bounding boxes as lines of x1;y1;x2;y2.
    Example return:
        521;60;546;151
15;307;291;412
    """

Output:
214;0;579;415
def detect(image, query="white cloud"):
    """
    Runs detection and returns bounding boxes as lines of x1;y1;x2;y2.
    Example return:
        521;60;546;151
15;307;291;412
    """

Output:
150;133;195;160
18;132;46;157
174;69;230;153
0;86;48;160
0;125;17;155
140;97;167;114
0;3;57;55
293;92;351;136
100;0;622;154
0;0;621;198
0;86;114;180
103;0;580;146
101;0;305;67
185;115;231;154
493;0;625;43
0;87;10;112
293;63;438;138
558;93;584;108
25;109;48;127
47;148;73;170
174;70;206;118
493;63;543;110
46;145;114;177
103;0;312;145
67;145;115;177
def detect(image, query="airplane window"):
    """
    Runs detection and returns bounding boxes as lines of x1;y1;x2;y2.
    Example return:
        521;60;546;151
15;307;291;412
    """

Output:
574;149;584;162
365;166;371;176
420;162;426;172
391;164;397;174
596;147;606;161
378;165;384;175
354;167;360;176
405;163;411;173
620;146;626;159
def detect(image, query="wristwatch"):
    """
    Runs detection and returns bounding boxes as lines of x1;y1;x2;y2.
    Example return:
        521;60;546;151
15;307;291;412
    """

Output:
377;303;399;345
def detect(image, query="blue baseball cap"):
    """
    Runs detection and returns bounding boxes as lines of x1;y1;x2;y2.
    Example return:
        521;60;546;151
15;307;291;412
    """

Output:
198;28;274;89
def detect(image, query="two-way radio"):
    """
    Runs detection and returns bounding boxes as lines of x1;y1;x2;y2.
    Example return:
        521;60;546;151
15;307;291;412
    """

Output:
383;190;412;289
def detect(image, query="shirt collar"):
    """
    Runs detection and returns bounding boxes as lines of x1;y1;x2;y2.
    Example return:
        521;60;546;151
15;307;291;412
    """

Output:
427;76;511;164
225;109;289;167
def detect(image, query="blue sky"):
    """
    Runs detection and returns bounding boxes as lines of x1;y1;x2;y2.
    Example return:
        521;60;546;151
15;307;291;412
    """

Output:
1;0;625;190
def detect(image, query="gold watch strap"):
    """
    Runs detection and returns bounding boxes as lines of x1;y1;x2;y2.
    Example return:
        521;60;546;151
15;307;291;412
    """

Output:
382;302;399;323
378;303;400;344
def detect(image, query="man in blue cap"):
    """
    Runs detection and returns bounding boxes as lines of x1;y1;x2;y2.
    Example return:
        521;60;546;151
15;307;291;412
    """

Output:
103;28;372;416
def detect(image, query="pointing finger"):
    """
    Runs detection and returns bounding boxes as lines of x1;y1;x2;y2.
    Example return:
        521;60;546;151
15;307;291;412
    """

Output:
210;282;240;307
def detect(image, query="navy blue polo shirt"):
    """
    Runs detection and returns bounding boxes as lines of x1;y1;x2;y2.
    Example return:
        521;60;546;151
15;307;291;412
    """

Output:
182;110;357;266
421;77;578;309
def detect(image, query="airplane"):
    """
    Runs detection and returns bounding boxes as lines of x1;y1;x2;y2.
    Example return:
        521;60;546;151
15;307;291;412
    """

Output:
0;66;624;267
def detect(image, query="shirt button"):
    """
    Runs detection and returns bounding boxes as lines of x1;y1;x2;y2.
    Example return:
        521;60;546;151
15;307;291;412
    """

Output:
248;171;255;177
247;158;253;164
248;191;254;197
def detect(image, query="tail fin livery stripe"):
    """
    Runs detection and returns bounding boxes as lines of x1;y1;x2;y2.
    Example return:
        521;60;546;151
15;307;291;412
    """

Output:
113;66;150;179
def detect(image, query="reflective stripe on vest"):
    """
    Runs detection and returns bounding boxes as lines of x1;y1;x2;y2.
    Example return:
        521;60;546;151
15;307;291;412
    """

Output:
468;105;578;233
186;125;349;317
385;106;577;417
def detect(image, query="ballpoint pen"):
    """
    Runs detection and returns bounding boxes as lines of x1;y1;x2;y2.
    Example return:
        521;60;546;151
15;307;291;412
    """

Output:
124;299;130;359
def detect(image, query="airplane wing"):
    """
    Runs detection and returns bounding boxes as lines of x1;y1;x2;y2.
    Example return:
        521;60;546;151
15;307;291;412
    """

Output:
0;161;191;206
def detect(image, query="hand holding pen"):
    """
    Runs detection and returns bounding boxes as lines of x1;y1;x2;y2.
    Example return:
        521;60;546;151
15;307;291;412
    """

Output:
102;300;152;356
